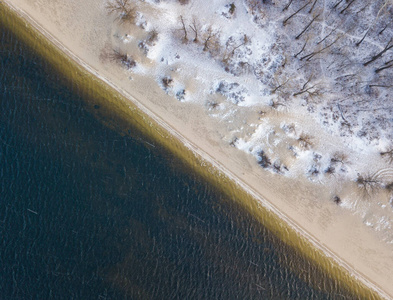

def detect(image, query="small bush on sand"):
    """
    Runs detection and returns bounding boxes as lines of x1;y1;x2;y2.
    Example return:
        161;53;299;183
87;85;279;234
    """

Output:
297;133;313;149
109;49;136;69
257;150;271;168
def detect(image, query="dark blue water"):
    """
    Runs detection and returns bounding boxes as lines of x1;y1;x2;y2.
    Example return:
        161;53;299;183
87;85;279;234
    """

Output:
0;20;356;299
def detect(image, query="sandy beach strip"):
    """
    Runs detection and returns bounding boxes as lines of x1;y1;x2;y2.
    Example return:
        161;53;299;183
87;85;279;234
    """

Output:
1;0;393;298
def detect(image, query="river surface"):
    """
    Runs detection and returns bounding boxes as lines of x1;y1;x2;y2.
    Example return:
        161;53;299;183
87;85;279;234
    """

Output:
0;22;357;299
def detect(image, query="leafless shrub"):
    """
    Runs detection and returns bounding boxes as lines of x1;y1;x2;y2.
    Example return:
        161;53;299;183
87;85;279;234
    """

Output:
203;27;221;53
176;89;186;101
229;3;236;15
324;165;335;175
308;164;320;176
297;134;313;149
108;49;136;69
257;150;271;168
331;152;348;165
333;195;341;204
272;160;288;174
229;137;238;147
139;29;159;54
269;100;286;110
207;101;220;110
106;0;136;24
161;77;173;90
147;29;159;45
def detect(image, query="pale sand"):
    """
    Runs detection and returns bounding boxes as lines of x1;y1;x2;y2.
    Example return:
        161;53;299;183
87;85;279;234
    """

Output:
3;0;393;298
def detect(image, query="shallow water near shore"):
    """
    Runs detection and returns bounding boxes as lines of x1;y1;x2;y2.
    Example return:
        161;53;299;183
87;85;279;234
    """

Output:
0;6;374;299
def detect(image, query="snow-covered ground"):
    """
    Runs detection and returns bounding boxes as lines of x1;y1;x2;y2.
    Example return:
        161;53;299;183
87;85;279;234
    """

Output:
105;0;393;243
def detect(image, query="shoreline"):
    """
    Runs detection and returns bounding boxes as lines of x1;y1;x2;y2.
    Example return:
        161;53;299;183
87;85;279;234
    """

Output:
1;1;391;298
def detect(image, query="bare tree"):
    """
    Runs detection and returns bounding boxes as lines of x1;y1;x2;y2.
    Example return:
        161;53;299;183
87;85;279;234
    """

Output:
222;34;249;63
340;0;356;14
333;0;344;9
179;15;188;42
203;26;220;52
295;13;320;40
300;36;340;61
271;78;290;94
294;38;309;57
375;61;393;73
106;0;136;24
379;21;391;35
283;2;309;26
282;0;294;11
355;28;370;47
356;173;382;196
308;0;318;14
189;18;199;43
317;28;336;45
364;38;393;66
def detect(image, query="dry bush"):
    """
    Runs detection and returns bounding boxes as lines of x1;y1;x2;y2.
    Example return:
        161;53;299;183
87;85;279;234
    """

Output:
229;3;236;15
147;29;159;45
324;165;335;175
108;49;136;69
161;77;173;90
257;150;271;168
331;152;349;165
269;100;286;110
380;148;393;164
207;101;220;110
333;195;341;204
297;133;313;149
106;0;136;24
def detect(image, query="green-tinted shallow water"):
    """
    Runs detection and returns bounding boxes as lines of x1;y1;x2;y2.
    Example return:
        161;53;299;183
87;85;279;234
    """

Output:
0;6;372;299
